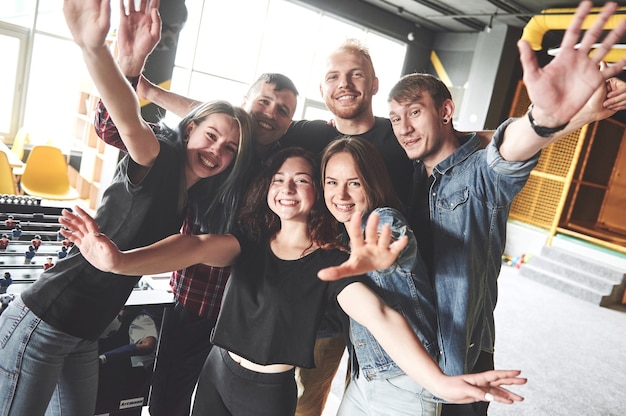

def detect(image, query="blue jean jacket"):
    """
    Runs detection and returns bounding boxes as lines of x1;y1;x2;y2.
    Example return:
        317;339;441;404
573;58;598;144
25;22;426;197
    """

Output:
348;207;438;381
426;119;539;376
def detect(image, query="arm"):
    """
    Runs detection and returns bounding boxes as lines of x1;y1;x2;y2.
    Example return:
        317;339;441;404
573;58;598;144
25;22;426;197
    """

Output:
337;283;526;404
498;1;626;162
137;75;202;117
64;0;160;168
58;206;240;274
94;0;162;151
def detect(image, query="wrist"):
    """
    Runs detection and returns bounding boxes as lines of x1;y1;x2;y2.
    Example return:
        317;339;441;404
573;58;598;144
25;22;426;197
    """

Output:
527;104;569;138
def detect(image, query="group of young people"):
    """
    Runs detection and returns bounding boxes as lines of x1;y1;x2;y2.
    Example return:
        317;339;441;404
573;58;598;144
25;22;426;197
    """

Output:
1;0;626;415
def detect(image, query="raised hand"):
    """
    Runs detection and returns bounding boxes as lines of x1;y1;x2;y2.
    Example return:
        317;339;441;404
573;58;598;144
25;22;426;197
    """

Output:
318;212;408;281
63;0;111;50
116;0;162;76
518;1;626;128
58;205;121;273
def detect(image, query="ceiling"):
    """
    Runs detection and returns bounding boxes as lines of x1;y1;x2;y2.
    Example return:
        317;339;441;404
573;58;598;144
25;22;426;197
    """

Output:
360;0;605;33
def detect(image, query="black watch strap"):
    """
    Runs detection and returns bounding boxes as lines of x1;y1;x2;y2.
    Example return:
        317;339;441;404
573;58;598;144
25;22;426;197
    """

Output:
527;104;568;138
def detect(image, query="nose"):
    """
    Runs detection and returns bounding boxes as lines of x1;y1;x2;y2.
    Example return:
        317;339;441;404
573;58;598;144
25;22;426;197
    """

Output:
282;179;296;193
396;118;413;136
338;74;351;89
263;102;277;120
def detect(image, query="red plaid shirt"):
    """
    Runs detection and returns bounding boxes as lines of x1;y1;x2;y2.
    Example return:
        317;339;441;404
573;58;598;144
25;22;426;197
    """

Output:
94;85;230;320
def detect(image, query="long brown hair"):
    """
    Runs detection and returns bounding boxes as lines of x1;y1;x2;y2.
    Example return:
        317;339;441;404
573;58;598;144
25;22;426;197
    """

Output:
237;147;343;250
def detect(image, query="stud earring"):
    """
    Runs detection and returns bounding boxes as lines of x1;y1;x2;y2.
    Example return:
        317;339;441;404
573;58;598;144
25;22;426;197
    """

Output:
442;118;448;124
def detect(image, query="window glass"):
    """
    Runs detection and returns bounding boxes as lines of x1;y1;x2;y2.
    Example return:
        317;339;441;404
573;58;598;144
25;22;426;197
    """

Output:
193;0;269;83
0;34;20;133
0;0;36;28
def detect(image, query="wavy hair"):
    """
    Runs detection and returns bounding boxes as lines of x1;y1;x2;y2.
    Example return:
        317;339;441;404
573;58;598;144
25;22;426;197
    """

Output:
237;147;342;250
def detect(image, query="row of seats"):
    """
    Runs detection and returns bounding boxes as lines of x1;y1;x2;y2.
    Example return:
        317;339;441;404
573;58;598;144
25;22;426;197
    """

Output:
1;128;79;200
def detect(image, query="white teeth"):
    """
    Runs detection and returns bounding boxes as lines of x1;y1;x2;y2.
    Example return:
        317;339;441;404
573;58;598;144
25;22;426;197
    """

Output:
199;155;216;168
335;204;354;210
258;121;272;130
279;200;298;206
338;95;356;101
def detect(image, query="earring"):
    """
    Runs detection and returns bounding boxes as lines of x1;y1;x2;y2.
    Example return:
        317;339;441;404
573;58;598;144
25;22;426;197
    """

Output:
442;118;448;124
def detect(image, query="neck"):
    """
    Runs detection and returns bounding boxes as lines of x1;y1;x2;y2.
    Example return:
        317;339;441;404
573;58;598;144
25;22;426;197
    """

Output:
334;113;376;135
272;221;317;260
423;130;462;176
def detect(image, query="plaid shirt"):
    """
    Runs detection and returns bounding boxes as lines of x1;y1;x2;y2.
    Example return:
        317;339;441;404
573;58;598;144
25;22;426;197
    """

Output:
94;83;230;320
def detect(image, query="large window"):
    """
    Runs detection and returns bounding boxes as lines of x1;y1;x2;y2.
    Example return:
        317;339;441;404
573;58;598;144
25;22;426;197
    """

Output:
1;0;406;148
169;0;407;123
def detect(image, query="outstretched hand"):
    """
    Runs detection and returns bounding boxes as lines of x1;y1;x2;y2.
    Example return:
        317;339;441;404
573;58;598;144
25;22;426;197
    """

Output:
58;206;121;273
518;1;626;128
318;212;408;281
434;370;526;405
116;0;162;75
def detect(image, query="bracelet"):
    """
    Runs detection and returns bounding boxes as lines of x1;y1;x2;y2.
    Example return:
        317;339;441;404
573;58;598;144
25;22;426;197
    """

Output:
527;104;568;138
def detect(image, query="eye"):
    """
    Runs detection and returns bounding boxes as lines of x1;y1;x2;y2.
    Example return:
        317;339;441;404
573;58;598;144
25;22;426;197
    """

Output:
348;181;361;187
296;177;311;184
325;179;337;186
390;116;400;124
206;132;217;141
352;72;364;78
410;109;420;117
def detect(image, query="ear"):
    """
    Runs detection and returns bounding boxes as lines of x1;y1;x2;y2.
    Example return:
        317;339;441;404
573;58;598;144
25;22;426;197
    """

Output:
184;122;194;141
441;98;455;123
371;76;379;95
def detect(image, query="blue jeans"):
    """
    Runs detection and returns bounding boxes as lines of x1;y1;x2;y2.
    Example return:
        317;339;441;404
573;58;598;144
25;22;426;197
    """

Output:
0;296;99;416
337;371;440;416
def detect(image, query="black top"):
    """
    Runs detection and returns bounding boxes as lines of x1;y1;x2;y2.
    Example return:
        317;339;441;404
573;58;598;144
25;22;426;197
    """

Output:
21;140;185;340
211;230;362;368
280;118;413;208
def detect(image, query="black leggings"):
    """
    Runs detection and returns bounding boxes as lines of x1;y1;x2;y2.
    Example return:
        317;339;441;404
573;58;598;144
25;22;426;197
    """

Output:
191;347;298;416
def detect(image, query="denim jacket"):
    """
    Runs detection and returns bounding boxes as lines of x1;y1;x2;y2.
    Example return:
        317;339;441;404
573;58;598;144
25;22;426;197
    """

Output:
348;207;438;381
423;119;539;376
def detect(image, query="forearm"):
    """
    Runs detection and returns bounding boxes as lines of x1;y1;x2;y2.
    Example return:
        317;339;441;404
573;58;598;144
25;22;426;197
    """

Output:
140;76;202;117
81;46;158;165
113;233;239;275
338;284;448;395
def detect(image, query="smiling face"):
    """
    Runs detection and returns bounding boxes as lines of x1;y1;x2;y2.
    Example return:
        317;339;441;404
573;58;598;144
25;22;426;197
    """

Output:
320;49;378;120
184;113;240;186
243;81;297;148
267;156;317;223
388;91;451;165
323;151;370;223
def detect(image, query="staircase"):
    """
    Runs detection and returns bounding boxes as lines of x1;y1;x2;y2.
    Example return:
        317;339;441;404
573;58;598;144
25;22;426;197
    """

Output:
519;245;626;307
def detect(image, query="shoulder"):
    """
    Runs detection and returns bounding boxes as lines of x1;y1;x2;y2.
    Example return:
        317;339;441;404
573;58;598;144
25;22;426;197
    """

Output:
370;207;409;232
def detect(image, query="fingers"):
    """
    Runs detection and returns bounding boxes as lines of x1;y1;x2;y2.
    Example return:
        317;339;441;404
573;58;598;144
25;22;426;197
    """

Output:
560;0;593;51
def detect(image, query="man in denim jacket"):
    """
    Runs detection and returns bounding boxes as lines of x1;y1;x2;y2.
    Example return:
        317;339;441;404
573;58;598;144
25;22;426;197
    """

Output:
387;2;626;415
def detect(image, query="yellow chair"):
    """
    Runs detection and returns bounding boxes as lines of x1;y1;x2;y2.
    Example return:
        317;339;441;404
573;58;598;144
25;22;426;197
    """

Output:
20;145;80;200
0;151;18;195
10;127;29;176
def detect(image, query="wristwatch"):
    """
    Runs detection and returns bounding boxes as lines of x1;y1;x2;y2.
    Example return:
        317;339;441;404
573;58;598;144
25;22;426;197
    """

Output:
526;104;569;138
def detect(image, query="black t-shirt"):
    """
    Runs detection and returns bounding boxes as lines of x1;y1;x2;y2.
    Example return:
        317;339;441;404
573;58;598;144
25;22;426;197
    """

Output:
21;140;185;340
211;230;362;369
280;118;413;208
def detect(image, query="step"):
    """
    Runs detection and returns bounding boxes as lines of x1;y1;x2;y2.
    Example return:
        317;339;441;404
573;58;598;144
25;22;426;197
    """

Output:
520;264;608;305
539;246;626;282
529;255;620;291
